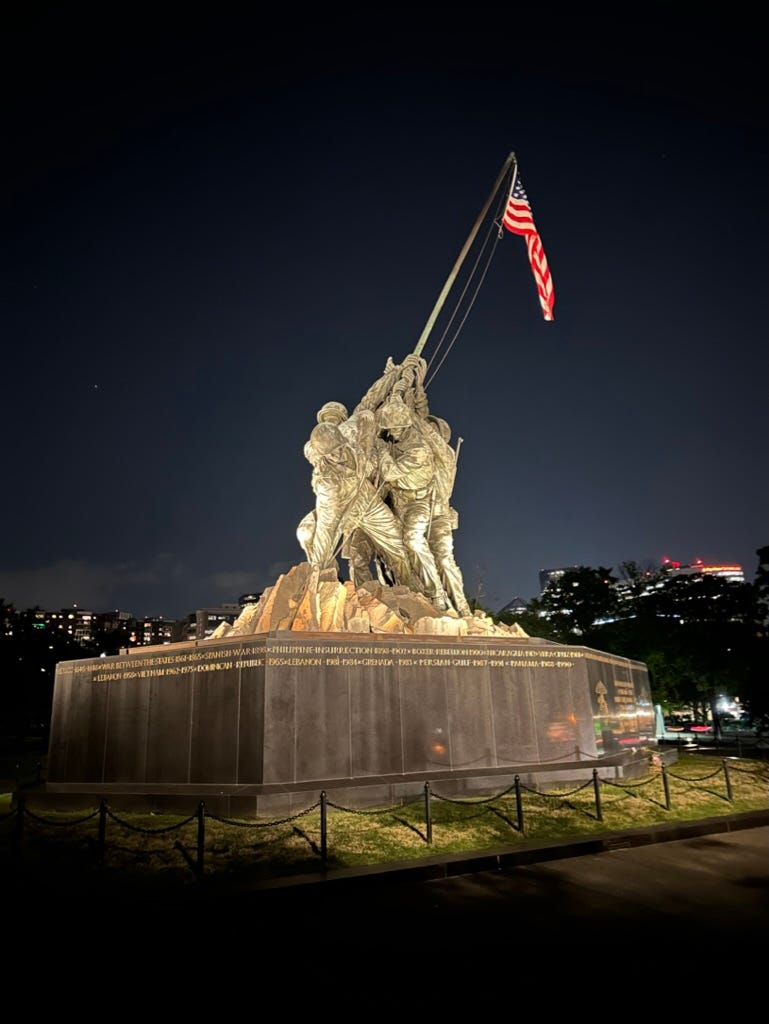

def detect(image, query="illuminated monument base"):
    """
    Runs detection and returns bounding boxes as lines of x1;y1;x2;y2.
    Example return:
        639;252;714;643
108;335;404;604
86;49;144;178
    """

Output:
40;632;655;817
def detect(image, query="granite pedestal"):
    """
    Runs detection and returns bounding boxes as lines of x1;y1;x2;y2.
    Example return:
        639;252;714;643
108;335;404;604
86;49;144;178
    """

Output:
39;631;655;816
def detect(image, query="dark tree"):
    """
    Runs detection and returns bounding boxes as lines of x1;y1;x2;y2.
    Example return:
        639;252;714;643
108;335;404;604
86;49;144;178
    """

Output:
527;566;619;643
603;570;764;727
754;545;769;630
499;562;767;727
0;603;94;740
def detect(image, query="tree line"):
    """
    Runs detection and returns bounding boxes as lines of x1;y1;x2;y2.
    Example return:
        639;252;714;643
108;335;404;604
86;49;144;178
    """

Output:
496;546;769;729
0;604;138;741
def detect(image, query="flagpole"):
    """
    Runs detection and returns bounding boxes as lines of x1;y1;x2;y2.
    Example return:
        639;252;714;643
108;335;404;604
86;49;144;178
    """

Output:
412;151;517;357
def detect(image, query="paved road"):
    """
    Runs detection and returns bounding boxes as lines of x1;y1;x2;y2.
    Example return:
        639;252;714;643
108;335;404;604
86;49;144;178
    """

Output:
141;823;763;995
129;823;769;971
244;825;769;947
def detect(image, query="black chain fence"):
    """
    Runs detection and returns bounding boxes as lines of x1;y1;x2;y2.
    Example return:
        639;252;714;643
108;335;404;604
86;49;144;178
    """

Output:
3;754;767;884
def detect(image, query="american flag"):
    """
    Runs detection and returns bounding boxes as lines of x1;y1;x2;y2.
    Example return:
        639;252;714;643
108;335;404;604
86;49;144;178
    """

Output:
502;173;555;322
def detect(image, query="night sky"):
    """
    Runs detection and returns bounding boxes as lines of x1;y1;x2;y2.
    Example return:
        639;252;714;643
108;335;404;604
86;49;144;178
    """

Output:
2;12;766;619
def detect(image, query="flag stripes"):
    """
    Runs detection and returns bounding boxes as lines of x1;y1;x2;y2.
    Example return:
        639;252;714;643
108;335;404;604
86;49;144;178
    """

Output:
502;172;554;321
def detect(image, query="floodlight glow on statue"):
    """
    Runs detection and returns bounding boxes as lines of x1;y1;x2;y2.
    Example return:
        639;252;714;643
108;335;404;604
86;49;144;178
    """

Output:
296;350;470;615
214;152;550;638
295;152;531;616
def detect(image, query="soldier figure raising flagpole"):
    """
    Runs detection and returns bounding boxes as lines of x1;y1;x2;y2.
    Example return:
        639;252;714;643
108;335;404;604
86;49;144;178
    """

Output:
296;151;553;616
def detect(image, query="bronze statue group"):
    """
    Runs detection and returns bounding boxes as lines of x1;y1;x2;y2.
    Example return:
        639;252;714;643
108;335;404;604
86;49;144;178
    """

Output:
297;353;472;617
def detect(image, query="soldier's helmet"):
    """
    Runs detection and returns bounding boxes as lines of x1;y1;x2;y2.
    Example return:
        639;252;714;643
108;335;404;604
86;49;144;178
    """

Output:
377;398;412;431
427;415;451;442
308;422;346;457
316;401;348;425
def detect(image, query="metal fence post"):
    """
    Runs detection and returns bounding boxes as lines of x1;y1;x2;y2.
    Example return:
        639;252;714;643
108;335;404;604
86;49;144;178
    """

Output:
723;759;733;802
320;791;328;863
514;775;524;834
98;800;107;866
196;801;205;880
424;782;432;844
592;768;603;822
15;793;25;844
661;763;671;810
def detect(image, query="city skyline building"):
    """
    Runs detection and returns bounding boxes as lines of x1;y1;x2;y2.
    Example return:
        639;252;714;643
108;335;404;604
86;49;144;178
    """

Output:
660;558;745;584
6;558;750;650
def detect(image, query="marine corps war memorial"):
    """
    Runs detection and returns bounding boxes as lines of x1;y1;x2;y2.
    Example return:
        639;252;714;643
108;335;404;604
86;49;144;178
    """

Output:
41;154;656;816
